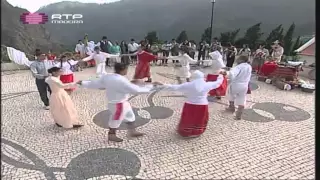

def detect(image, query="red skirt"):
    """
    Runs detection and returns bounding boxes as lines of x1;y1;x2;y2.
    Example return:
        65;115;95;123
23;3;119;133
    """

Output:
60;74;75;91
206;74;227;96
178;103;209;137
134;62;151;79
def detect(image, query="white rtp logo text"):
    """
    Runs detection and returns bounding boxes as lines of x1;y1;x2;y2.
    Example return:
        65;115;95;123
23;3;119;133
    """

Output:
51;14;83;24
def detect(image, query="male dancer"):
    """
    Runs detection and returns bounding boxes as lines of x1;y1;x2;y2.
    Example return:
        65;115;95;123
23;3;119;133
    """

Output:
77;63;156;142
82;46;120;77
223;55;252;120
30;52;54;110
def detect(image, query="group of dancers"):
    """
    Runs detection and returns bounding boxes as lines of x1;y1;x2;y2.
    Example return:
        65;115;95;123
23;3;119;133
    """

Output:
26;42;253;142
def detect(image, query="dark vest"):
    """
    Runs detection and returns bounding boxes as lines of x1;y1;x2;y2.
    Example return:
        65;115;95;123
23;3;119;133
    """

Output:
100;41;110;53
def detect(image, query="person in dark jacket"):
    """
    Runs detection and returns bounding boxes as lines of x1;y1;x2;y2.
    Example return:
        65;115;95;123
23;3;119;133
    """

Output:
198;40;206;61
120;41;130;65
100;36;112;66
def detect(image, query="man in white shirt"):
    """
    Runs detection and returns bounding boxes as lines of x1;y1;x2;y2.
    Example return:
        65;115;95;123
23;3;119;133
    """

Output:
75;40;85;58
224;55;252;120
77;63;156;142
82;46;120;77
128;39;140;64
271;40;284;62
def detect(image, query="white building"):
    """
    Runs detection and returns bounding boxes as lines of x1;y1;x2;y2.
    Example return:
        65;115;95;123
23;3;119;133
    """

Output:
295;36;315;65
295;37;315;80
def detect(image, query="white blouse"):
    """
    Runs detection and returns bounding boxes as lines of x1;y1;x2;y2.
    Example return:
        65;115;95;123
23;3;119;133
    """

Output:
163;75;224;105
55;60;78;75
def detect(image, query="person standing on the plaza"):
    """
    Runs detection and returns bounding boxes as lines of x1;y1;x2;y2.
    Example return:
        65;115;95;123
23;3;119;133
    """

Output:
271;40;284;63
224;55;252;120
198;40;206;62
225;42;237;68
120;41;130;65
30;53;54;110
128;39;140;64
150;42;160;65
252;44;269;72
75;40;85;58
161;41;171;66
82;46;121;77
77;63;155;142
206;46;228;99
100;36;112;66
45;67;83;129
171;39;180;64
238;44;251;59
110;41;121;64
189;41;197;59
160;70;224;138
167;47;197;83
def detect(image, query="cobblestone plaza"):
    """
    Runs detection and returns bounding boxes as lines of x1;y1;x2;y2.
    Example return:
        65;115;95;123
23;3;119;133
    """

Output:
1;66;315;180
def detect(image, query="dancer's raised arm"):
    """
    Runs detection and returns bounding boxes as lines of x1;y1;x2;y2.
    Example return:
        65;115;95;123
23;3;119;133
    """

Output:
82;54;94;62
77;77;105;89
204;74;224;91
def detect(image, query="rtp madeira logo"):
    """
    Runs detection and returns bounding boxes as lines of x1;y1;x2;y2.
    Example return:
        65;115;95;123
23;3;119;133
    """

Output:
20;13;48;24
20;13;83;24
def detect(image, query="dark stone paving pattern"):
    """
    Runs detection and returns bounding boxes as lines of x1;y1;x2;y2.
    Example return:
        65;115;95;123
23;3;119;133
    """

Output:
65;148;141;179
242;102;311;122
2;138;141;180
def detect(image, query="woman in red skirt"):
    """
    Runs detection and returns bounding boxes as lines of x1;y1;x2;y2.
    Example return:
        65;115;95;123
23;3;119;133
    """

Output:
162;70;224;138
206;46;227;99
55;55;80;94
47;51;56;61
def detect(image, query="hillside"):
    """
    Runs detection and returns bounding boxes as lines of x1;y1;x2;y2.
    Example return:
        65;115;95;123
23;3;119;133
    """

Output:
1;0;64;57
38;0;315;46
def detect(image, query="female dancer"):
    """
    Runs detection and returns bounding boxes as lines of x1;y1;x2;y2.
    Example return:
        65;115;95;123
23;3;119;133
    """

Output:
123;45;165;82
55;55;79;94
206;46;228;99
161;70;224;138
45;67;83;129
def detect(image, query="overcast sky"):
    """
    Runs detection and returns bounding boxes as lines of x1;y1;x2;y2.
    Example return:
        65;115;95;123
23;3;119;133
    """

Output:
7;0;120;12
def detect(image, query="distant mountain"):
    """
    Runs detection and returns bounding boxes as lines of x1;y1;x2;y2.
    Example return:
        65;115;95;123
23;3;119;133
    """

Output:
1;0;63;56
38;0;315;46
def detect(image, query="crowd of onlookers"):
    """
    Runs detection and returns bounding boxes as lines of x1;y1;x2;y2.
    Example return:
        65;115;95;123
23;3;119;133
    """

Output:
43;35;283;72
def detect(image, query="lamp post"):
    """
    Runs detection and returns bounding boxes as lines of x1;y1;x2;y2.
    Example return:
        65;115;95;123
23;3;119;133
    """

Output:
209;0;216;43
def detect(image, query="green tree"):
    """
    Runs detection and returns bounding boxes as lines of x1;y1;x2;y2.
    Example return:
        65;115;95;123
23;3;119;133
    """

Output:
145;31;159;45
283;23;296;56
291;36;302;56
241;23;264;48
201;27;211;43
176;30;188;43
265;25;284;49
219;29;240;46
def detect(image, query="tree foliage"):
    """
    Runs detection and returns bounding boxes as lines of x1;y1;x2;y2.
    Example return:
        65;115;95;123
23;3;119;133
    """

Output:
291;36;302;56
283;23;296;56
145;31;159;45
219;29;240;46
201;27;211;43
265;24;284;49
176;30;188;43
242;23;263;48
